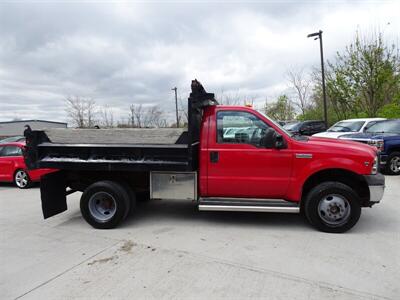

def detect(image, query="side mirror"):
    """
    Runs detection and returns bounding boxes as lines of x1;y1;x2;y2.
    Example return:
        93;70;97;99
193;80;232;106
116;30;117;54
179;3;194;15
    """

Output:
363;124;372;132
261;128;275;148
261;129;287;149
275;134;286;149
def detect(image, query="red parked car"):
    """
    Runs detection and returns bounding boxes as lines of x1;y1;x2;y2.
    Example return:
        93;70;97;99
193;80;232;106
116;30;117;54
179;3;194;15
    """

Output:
0;142;55;188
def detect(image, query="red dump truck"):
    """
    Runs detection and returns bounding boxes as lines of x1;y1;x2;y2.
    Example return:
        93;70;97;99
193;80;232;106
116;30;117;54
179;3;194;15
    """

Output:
24;80;384;233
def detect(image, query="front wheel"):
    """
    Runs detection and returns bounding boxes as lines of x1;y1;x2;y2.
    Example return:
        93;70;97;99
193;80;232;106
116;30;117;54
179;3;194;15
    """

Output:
14;169;32;189
80;181;131;229
385;152;400;175
304;182;361;233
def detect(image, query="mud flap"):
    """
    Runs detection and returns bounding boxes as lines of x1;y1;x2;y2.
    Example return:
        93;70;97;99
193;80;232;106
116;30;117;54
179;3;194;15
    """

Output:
40;171;67;219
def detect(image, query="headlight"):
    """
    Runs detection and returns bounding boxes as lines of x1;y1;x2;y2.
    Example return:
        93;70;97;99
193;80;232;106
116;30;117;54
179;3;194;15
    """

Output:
368;139;384;152
371;156;378;174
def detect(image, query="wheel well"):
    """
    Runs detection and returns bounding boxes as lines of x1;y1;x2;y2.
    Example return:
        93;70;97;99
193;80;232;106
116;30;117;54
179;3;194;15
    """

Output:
388;148;400;155
301;169;369;207
13;168;21;177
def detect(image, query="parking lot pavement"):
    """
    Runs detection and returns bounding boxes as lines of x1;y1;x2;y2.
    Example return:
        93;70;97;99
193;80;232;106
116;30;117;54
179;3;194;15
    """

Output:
0;177;399;300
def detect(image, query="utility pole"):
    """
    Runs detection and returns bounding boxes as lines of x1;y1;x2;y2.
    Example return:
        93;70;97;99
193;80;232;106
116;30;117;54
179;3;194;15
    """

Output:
172;87;179;128
307;30;328;127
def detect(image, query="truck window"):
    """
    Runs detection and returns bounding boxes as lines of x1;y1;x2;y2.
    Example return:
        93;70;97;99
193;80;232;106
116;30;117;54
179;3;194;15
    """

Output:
217;111;270;147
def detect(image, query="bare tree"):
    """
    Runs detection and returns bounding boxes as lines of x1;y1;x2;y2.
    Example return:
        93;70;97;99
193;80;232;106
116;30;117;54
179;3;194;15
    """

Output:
215;89;243;105
129;104;167;128
86;99;96;128
129;104;136;127
178;97;189;126
286;68;311;115
129;104;144;128
143;106;162;127
65;96;97;128
117;117;131;128
99;105;114;128
215;89;258;106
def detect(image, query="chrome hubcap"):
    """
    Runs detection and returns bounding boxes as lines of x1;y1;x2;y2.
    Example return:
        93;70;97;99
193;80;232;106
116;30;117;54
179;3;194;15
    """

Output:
88;192;117;222
390;156;400;173
15;170;28;188
318;194;351;227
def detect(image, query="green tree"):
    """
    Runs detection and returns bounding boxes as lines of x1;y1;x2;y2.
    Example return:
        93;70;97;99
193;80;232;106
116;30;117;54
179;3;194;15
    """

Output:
306;31;400;122
264;94;295;121
327;32;400;117
377;98;400;119
299;69;340;125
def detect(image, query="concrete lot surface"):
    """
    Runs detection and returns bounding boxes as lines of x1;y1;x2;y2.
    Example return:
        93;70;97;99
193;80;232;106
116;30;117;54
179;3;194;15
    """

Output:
1;176;399;299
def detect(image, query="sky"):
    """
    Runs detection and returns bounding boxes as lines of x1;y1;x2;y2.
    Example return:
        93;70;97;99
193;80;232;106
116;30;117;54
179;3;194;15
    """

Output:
0;0;399;124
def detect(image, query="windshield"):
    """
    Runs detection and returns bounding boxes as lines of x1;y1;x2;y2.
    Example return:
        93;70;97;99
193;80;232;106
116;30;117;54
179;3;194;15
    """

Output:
283;122;301;131
327;121;365;132
366;120;400;134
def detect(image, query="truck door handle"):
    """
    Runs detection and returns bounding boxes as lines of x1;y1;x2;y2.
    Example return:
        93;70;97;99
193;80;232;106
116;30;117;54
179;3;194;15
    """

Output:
210;151;219;163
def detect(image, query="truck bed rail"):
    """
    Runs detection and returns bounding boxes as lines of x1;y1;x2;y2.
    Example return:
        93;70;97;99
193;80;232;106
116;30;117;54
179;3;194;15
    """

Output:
26;141;198;172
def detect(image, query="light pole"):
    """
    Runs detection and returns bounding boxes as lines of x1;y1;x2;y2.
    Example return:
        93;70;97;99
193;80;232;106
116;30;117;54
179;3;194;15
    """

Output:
172;87;179;128
307;30;328;127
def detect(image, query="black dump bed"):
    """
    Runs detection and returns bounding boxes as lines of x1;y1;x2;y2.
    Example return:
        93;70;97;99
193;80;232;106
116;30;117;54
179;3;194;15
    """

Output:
24;80;218;172
26;128;192;172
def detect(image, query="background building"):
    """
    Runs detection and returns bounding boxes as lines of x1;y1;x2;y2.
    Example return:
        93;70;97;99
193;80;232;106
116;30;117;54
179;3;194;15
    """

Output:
0;120;67;139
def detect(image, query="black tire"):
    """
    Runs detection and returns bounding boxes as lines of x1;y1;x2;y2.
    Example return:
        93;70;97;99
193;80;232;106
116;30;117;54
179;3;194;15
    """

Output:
304;181;361;233
14;169;32;189
80;181;131;229
119;182;137;216
385;152;400;175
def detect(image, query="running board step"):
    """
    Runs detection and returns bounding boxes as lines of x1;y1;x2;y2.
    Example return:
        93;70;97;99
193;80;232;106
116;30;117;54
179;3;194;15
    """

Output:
198;198;300;213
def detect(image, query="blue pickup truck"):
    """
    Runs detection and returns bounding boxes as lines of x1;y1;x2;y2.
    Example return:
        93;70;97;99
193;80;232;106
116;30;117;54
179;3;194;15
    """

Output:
340;119;400;175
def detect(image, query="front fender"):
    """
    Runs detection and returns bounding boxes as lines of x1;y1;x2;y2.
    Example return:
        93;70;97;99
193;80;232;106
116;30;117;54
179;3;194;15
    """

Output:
384;139;400;154
285;156;369;201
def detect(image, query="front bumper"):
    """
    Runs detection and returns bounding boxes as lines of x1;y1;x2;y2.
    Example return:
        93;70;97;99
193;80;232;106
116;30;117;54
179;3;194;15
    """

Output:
363;173;385;204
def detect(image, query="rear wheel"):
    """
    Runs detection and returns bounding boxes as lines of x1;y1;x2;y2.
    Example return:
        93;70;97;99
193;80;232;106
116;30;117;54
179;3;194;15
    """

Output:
80;181;131;229
304;182;361;233
119;182;137;215
385;152;400;175
14;169;31;189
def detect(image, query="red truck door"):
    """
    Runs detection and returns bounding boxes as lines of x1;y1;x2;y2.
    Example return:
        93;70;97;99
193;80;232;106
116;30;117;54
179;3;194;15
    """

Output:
206;109;292;198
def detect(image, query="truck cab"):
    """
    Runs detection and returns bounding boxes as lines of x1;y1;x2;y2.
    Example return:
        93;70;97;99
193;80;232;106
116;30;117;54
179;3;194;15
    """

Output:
24;80;385;233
